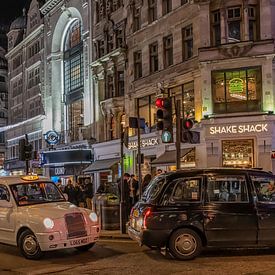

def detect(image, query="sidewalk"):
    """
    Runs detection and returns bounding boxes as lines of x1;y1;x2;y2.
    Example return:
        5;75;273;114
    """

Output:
99;229;131;240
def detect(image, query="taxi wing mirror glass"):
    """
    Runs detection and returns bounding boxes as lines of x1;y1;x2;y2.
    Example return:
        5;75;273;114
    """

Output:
63;193;68;201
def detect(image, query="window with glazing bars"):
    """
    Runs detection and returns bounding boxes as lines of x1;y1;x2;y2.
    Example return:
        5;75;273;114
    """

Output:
133;6;141;32
64;53;83;93
227;7;241;41
134;51;142;79
212;10;221;46
148;0;157;23
149;42;158;73
162;0;172;15
182;25;193;60
163;35;173;67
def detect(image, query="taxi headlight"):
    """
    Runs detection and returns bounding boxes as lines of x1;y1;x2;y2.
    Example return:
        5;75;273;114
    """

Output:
43;218;54;229
89;212;98;222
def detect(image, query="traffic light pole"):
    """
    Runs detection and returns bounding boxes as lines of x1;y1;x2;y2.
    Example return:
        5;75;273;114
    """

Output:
137;112;142;200
120;124;126;234
176;100;181;170
25;134;30;174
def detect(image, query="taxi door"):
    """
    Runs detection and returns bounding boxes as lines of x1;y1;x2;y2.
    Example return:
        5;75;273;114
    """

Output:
0;184;16;243
252;174;275;245
204;174;257;246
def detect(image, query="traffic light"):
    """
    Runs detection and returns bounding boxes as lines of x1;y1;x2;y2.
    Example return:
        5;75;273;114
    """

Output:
19;139;26;161
25;143;33;160
155;97;173;133
18;139;34;161
181;119;200;144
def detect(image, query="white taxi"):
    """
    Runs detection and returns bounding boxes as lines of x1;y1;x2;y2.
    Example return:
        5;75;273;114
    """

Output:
0;175;100;259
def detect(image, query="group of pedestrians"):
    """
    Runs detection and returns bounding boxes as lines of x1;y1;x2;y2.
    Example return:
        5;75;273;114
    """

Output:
61;169;164;211
62;179;93;209
118;172;154;216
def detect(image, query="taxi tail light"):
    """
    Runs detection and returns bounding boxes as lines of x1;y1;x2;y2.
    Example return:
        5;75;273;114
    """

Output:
143;208;152;230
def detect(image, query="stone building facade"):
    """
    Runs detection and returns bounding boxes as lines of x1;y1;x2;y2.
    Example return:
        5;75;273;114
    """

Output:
5;0;45;174
4;0;275;189
89;0;275;189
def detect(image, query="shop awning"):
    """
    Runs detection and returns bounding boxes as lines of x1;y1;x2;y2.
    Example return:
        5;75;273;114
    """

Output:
83;158;120;173
150;148;194;167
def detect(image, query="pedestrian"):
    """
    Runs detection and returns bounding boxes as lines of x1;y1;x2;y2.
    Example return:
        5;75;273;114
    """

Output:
84;178;94;209
56;178;63;191
156;168;163;175
118;173;131;217
75;181;85;207
129;174;139;205
142;174;152;193
64;179;78;205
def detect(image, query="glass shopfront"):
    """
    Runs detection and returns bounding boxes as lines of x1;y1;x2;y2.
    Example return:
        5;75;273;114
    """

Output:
222;139;254;168
212;67;262;114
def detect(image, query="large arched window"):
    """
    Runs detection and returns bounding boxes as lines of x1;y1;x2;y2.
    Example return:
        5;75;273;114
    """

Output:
64;19;84;141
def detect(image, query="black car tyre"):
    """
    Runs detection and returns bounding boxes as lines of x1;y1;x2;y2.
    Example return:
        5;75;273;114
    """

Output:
18;229;44;260
75;242;95;252
169;228;202;260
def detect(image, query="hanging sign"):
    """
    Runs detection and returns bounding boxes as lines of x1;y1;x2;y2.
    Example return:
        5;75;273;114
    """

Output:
44;130;60;145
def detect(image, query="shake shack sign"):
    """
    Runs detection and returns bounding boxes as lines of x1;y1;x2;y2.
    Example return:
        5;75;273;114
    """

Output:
209;123;268;135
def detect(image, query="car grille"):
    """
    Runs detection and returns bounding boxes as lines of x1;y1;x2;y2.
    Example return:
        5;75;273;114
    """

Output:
65;213;87;239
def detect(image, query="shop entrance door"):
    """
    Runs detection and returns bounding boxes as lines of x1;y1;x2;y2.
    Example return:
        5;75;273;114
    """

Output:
222;139;254;168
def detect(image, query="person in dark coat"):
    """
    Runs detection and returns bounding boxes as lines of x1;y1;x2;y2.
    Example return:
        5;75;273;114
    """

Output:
64;179;78;205
142;174;152;193
84;179;94;209
118;173;131;217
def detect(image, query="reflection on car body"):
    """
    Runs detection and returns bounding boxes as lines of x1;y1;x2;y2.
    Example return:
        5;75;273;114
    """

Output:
128;168;275;260
0;175;100;259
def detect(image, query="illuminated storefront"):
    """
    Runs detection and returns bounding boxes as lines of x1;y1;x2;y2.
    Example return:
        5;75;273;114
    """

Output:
204;118;274;172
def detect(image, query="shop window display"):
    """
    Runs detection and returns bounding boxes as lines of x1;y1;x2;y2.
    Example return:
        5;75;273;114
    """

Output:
222;139;254;168
212;67;261;114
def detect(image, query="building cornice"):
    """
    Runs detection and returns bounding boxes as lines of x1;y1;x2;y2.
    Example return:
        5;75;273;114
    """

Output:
6;25;44;59
40;0;63;15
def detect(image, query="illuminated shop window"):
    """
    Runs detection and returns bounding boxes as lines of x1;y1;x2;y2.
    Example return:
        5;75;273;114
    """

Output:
212;67;261;114
168;81;195;119
222;139;254;168
63;19;84;142
137;94;157;133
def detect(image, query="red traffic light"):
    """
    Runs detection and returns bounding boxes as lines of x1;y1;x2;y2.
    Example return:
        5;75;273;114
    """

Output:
155;98;164;108
182;119;193;130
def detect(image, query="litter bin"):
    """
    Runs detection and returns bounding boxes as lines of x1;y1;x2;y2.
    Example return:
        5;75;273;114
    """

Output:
93;183;120;230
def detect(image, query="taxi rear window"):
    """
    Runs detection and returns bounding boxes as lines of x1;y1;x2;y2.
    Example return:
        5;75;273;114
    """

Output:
142;176;166;203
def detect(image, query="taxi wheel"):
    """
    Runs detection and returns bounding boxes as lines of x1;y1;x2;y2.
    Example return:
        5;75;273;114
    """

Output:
18;229;44;260
75;242;95;252
169;228;202;260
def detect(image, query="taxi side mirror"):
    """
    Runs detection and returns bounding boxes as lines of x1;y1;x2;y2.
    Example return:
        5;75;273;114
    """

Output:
63;193;68;201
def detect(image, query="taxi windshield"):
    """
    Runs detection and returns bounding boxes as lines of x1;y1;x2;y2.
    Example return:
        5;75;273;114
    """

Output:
10;181;65;206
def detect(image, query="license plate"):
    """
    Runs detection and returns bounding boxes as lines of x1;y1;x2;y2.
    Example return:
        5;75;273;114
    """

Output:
133;209;139;218
70;237;89;246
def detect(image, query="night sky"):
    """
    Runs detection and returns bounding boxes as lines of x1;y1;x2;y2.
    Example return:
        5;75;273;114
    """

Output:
0;0;31;24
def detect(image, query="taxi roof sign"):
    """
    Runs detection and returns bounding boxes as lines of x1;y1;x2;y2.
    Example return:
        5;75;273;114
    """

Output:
21;175;39;181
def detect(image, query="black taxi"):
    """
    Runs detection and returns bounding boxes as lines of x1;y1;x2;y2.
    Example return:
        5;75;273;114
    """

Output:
128;168;275;260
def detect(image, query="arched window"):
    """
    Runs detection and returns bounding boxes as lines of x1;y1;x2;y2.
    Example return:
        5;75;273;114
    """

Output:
63;19;84;141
